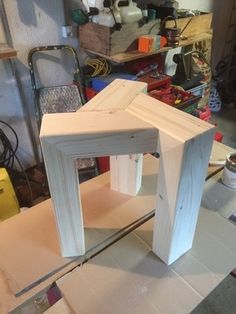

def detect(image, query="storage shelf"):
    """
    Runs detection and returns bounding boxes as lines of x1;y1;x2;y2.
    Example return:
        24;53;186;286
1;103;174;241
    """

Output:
86;32;212;63
0;44;17;59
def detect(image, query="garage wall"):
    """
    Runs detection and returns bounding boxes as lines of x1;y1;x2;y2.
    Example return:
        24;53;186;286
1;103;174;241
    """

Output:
0;0;80;168
178;0;213;12
0;0;233;168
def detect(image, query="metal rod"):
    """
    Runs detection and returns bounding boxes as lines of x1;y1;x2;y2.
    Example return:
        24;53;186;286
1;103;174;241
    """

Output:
8;59;42;167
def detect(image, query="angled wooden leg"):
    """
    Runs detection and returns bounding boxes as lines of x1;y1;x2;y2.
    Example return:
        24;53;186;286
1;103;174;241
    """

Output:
40;141;85;257
152;130;215;265
110;154;143;196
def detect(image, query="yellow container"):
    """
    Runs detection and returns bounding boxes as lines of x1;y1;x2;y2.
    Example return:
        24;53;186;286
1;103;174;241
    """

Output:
0;168;20;221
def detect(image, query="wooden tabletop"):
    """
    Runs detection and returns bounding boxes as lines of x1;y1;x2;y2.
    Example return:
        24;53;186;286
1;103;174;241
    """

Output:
0;141;235;314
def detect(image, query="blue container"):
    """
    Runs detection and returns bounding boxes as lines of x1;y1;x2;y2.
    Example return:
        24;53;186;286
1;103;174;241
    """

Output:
91;73;136;92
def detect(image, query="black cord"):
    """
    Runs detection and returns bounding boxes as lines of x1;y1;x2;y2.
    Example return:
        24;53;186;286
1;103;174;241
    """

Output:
0;120;33;205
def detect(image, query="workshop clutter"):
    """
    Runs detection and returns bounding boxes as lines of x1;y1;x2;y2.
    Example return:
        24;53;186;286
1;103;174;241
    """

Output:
0;168;19;221
84;58;204;116
77;4;217;142
79;20;160;56
138;35;167;53
149;86;200;113
78;2;212;56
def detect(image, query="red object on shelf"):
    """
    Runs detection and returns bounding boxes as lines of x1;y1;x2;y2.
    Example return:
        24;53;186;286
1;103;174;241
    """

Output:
125;55;164;74
85;87;97;100
138;73;171;91
214;131;223;142
149;85;200;112
195;105;211;122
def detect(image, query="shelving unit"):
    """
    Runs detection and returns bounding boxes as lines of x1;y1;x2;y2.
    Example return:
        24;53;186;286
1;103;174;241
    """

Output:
85;32;212;64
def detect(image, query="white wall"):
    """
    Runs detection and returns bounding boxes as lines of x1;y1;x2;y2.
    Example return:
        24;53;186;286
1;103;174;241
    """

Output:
178;0;213;12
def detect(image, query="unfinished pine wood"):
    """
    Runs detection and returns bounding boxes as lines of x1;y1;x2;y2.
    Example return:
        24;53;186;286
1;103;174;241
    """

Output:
153;131;214;264
110;154;143;196
79;79;147;112
0;154;158;310
40;110;157;257
80;80;146;196
0;44;17;59
127;93;215;264
0;142;233;313
40;79;215;263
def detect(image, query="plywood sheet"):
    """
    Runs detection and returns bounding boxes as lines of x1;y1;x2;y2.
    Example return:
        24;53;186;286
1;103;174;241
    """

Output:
134;207;236;298
0;199;69;294
58;207;236;314
57;232;202;314
79;79;147;112
44;298;72;314
0;142;231;309
0;155;158;295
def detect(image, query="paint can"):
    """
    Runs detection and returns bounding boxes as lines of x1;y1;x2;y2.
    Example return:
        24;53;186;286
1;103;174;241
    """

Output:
222;153;236;189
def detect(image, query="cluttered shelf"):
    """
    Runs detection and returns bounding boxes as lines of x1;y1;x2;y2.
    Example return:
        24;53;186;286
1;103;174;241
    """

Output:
0;44;17;59
85;32;212;63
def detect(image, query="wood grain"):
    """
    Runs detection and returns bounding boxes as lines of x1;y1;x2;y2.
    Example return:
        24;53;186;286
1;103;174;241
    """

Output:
0;154;158;310
110;154;143;196
40;108;157;257
127;92;215;264
152;130;215;264
0;142;232;313
79;79;147;112
40;79;215;264
127;93;214;141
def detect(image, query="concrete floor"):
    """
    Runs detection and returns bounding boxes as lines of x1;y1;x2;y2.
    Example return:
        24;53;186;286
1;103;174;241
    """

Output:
211;108;236;149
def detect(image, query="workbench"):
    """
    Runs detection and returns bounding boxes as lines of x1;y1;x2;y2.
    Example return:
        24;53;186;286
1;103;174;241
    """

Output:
0;141;235;314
